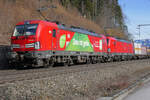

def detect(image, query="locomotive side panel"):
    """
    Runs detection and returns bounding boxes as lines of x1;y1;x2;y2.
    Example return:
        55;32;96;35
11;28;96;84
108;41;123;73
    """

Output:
37;22;52;51
107;37;116;54
88;35;107;54
57;30;75;51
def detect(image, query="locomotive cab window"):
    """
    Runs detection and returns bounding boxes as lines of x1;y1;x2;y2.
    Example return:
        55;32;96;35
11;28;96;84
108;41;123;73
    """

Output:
13;24;38;36
53;29;56;37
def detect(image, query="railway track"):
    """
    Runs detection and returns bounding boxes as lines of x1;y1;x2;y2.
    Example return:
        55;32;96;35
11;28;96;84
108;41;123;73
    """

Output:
0;59;149;85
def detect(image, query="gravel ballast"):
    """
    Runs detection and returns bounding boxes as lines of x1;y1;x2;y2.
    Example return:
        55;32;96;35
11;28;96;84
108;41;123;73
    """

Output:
0;60;150;100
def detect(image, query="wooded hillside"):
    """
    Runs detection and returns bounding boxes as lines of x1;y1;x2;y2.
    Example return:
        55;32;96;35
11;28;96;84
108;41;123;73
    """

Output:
61;0;124;27
0;0;128;45
60;0;128;39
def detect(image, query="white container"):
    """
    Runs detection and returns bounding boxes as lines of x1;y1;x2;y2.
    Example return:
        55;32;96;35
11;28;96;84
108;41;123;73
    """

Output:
134;43;147;55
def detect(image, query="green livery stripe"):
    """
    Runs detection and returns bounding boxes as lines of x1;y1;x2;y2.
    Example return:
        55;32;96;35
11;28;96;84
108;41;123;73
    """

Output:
59;34;66;48
66;33;93;52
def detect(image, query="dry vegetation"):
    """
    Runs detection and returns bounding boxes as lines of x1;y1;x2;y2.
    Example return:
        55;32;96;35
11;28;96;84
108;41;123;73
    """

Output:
0;0;127;45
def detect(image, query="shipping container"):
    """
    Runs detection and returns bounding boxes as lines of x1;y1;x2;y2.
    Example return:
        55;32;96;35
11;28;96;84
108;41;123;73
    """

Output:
147;47;150;55
134;39;150;47
134;42;147;55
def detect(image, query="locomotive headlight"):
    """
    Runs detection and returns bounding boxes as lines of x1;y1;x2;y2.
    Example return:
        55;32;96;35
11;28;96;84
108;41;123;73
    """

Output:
34;42;40;49
25;42;40;49
25;43;35;48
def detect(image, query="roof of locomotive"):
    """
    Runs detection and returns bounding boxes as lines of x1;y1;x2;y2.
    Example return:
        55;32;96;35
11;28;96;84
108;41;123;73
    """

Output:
16;20;105;38
117;38;132;44
16;20;42;25
107;36;132;44
57;23;104;38
16;20;58;27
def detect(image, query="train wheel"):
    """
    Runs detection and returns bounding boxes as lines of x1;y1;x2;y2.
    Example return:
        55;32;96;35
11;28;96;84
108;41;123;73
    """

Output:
44;59;50;68
48;57;55;67
92;60;96;64
73;60;78;65
101;57;106;63
86;59;91;64
50;61;55;67
68;59;72;67
97;59;101;64
64;61;69;67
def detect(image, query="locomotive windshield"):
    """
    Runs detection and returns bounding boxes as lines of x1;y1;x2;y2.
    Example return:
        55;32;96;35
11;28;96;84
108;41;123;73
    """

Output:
13;24;38;36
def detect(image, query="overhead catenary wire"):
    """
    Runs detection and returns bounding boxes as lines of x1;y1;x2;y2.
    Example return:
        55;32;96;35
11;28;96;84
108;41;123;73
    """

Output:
37;0;57;21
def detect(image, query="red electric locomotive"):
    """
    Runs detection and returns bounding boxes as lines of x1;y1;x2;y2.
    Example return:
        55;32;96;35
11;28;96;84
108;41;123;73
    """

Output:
10;20;108;67
107;36;134;61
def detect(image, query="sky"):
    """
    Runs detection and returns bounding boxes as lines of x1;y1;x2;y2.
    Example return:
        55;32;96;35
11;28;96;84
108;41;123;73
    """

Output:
118;0;150;40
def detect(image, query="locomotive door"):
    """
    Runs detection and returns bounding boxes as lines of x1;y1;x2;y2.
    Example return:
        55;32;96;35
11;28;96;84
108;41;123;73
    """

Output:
114;41;116;53
52;29;57;50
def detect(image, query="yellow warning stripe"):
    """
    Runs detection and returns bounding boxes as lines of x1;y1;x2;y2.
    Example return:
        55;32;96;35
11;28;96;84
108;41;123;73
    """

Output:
135;48;141;50
147;49;150;52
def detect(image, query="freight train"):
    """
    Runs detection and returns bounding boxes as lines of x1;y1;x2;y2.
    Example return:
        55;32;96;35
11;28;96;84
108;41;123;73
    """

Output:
9;20;150;68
